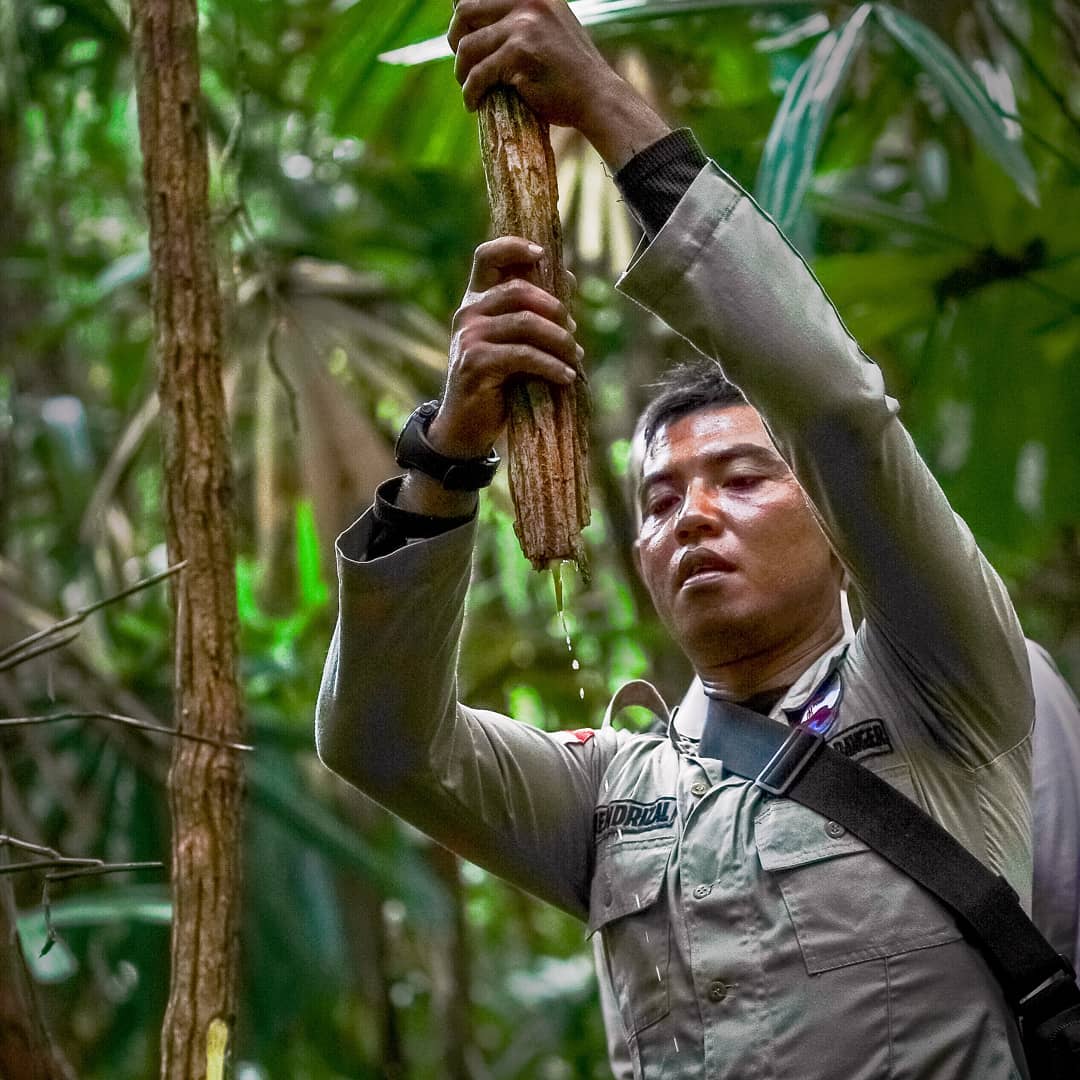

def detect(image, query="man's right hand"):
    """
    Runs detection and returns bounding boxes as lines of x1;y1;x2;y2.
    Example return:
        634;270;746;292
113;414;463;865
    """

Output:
425;235;580;462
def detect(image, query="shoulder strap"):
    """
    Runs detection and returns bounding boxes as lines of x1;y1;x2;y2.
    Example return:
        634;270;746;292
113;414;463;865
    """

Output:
700;697;1077;1024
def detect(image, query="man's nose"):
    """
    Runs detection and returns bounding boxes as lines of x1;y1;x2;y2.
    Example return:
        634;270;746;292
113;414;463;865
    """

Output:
674;479;722;543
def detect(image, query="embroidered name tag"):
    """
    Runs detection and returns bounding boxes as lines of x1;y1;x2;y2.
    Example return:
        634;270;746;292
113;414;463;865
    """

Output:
594;797;676;838
828;718;894;762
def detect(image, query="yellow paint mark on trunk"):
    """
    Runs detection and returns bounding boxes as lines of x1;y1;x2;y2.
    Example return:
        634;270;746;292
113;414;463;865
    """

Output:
206;1018;229;1080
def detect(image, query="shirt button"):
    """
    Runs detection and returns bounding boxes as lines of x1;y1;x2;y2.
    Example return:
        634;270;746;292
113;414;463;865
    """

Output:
693;884;711;899
825;820;846;839
690;781;708;797
708;980;728;1003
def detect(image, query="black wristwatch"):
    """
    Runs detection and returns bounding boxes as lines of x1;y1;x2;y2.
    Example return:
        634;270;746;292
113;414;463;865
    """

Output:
394;400;500;491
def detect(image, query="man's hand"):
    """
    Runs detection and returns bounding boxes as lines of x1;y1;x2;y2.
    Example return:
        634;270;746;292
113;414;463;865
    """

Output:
426;236;580;461
448;0;670;169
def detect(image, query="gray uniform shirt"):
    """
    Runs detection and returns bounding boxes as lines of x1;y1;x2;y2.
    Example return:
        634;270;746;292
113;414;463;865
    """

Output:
317;162;1034;1079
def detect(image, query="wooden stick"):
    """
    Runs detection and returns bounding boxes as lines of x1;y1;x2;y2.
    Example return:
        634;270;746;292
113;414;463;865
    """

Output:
476;88;591;573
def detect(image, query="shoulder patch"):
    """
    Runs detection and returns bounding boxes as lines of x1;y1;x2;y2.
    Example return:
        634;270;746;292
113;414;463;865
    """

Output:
554;728;596;746
827;718;893;762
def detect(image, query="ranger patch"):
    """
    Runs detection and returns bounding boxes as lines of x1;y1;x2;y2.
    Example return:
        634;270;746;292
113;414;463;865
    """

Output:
828;718;893;762
594;797;676;839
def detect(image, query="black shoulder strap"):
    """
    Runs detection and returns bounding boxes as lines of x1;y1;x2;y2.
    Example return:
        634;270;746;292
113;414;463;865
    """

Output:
700;697;1077;1026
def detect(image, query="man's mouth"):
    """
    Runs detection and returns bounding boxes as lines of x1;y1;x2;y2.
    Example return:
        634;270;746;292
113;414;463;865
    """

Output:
677;549;737;588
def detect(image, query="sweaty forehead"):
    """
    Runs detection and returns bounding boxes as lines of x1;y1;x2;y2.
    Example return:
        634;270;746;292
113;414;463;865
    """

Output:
641;405;773;477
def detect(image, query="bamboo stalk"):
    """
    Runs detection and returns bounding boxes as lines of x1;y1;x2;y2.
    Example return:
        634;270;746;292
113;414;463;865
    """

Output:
476;88;591;572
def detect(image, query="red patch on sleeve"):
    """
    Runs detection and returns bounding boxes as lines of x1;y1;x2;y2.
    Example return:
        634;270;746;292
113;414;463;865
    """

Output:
555;728;596;745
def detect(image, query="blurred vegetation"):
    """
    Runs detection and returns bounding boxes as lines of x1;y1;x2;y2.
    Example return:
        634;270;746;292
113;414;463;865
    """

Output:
0;0;1077;1076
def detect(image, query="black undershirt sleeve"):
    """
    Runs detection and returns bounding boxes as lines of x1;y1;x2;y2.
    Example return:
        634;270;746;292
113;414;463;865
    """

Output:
613;128;708;241
365;476;475;560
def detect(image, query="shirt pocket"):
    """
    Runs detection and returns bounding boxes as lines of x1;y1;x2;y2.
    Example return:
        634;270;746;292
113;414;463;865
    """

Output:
588;837;673;1036
755;798;963;974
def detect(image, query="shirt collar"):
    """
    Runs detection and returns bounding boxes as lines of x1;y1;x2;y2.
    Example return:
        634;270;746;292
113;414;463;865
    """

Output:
669;630;853;742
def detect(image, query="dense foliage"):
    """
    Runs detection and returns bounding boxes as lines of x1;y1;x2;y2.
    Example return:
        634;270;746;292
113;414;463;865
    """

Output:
1;0;1077;1075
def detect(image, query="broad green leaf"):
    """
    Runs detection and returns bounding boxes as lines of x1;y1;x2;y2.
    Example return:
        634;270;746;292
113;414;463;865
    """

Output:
754;4;872;232
379;0;816;66
16;886;170;984
17;885;172;934
873;4;1038;205
809;190;971;248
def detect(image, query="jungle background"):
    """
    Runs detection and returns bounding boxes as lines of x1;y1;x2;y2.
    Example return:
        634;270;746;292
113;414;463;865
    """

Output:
1;0;1078;1076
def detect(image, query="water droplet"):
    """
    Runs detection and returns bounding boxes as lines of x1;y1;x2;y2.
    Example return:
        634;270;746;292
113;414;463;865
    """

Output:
655;966;662;983
644;930;650;943
635;893;641;908
579;687;585;700
571;658;580;671
673;1037;680;1054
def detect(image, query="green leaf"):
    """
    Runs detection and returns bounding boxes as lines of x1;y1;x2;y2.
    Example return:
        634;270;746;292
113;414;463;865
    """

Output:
379;0;816;66
873;4;1038;205
754;4;872;233
17;886;171;984
294;500;328;610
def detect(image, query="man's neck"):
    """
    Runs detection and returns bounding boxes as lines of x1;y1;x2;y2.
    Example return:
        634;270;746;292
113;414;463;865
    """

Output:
696;617;845;704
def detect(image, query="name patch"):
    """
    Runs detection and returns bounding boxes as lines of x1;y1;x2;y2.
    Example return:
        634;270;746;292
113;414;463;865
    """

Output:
828;718;893;762
594;797;676;839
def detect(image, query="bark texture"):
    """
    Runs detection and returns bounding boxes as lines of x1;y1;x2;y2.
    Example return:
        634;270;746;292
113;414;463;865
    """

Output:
130;2;245;1077
477;90;591;571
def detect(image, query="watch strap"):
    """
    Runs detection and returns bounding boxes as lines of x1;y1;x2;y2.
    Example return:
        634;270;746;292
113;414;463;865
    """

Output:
395;400;500;491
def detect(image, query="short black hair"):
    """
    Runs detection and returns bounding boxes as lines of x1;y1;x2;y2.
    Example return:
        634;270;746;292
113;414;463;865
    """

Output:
636;357;747;452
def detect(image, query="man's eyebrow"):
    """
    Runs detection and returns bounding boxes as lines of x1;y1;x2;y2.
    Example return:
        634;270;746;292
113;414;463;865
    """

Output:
637;443;782;501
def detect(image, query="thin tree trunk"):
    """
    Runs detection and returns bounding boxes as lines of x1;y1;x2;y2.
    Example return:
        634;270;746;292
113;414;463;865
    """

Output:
476;89;591;572
0;780;76;1080
130;2;246;1077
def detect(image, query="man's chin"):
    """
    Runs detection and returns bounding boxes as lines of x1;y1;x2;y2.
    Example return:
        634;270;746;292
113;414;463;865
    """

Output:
673;606;764;660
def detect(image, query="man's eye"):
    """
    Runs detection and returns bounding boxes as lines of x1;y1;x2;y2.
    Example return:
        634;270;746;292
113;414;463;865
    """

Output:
726;474;764;490
645;494;678;517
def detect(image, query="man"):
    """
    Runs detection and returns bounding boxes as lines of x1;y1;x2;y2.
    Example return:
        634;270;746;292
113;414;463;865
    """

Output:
316;1;1034;1075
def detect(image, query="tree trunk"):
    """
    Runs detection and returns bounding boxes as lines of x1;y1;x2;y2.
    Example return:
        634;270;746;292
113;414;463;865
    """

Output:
476;90;591;572
130;2;246;1077
0;781;76;1080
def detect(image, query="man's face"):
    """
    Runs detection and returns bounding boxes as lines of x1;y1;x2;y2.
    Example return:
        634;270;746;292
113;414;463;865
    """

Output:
633;405;842;667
